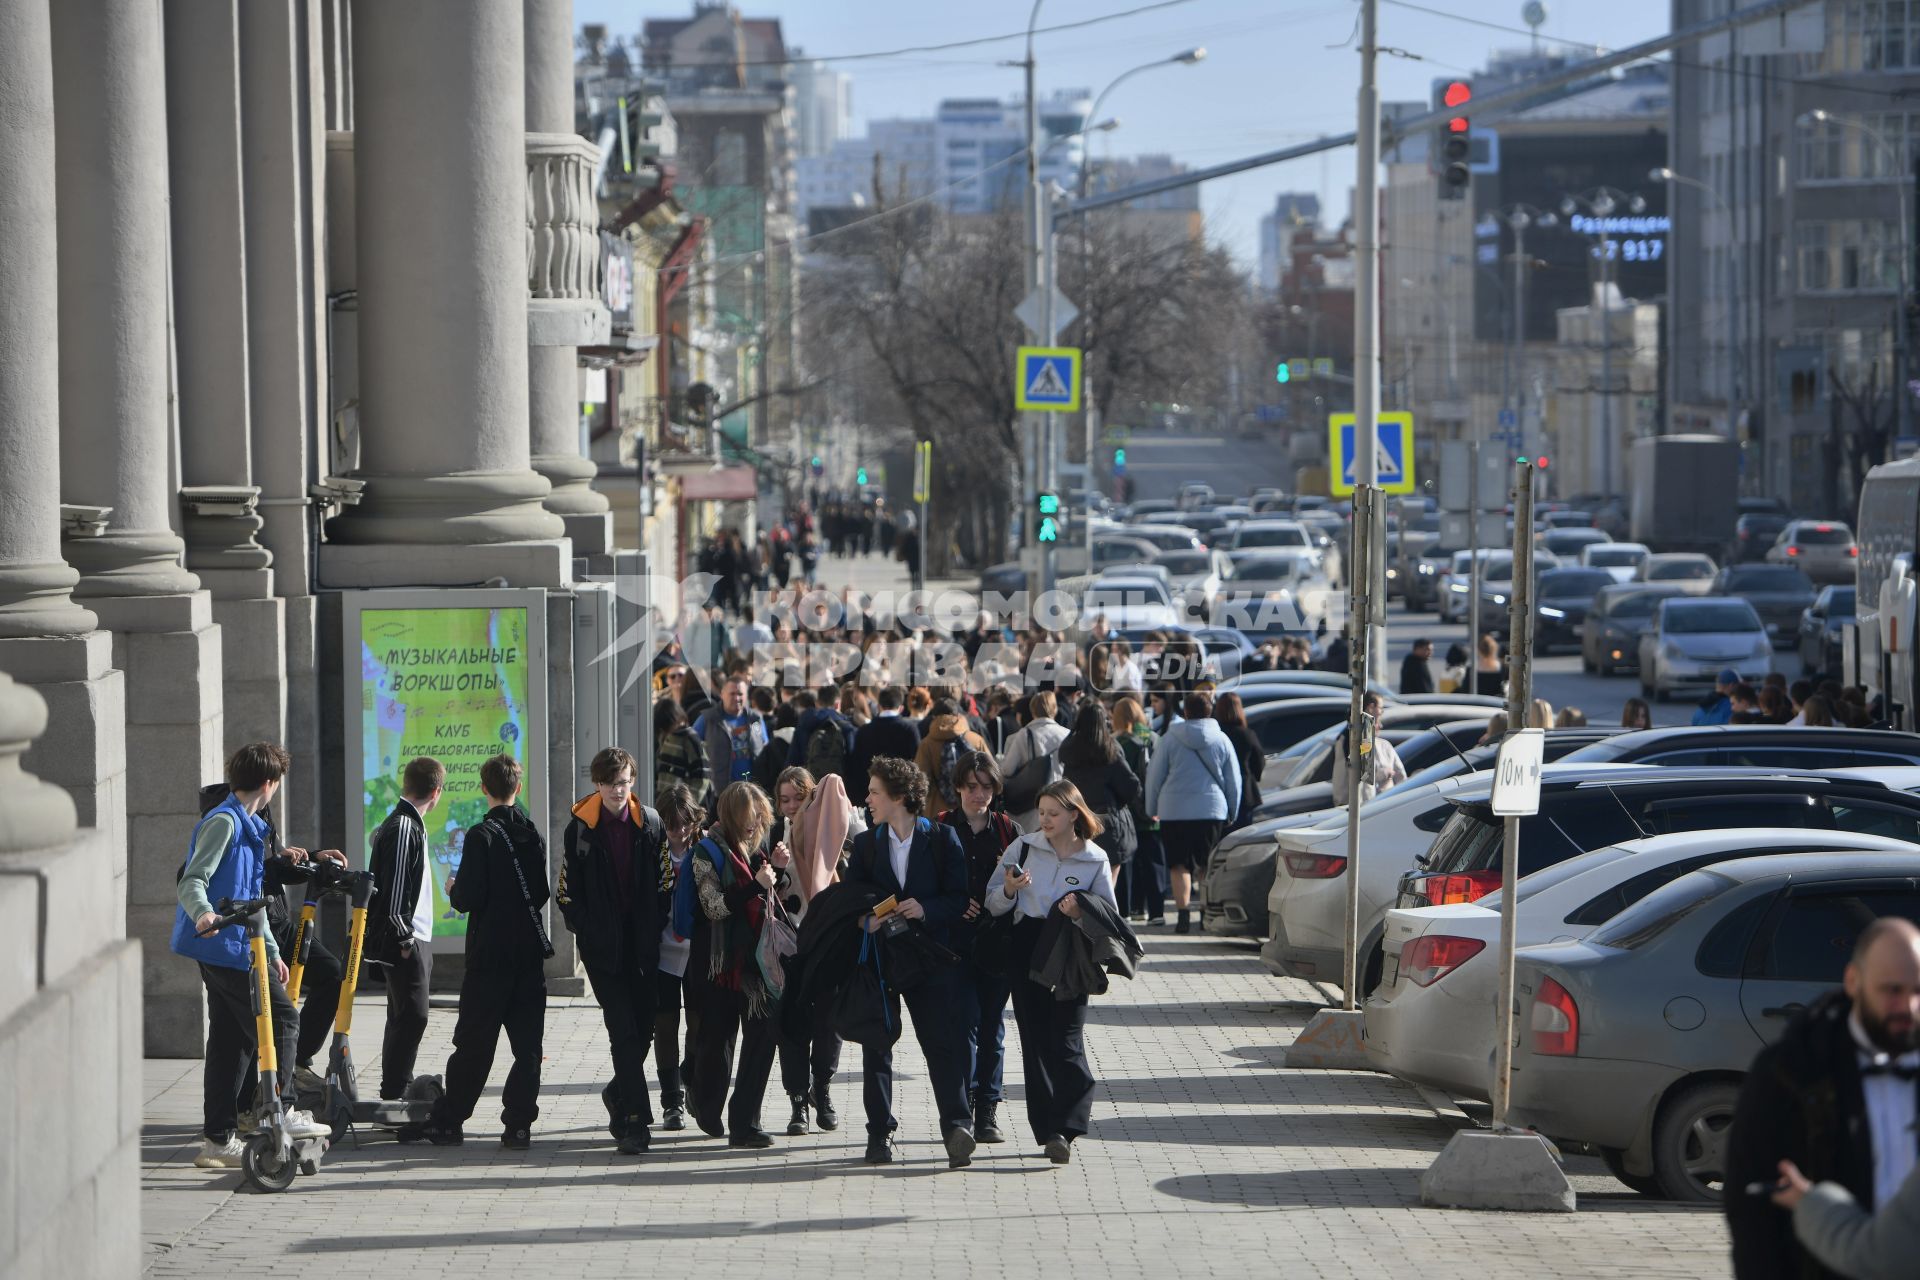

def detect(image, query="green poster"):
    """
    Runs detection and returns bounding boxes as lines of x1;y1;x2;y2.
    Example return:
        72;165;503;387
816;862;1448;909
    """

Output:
357;606;536;941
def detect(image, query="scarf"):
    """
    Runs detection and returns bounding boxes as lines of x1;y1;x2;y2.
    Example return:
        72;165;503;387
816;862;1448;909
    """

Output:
697;837;771;1015
794;774;852;905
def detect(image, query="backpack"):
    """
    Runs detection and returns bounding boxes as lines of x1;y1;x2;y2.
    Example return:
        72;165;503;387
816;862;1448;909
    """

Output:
933;737;966;809
804;715;849;781
1002;735;1062;814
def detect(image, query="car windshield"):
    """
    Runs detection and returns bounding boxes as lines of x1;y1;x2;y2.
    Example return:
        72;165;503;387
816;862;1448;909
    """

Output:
1155;551;1210;575
1231;556;1308;581
1540;569;1613;597
1796;524;1854;545
1237;526;1309;548
1544;532;1607;554
1603;590;1667;620
1587;870;1740;950
1650;559;1713;580
1664;602;1761;634
1725;567;1812;592
1586;547;1645;567
1085;583;1170;610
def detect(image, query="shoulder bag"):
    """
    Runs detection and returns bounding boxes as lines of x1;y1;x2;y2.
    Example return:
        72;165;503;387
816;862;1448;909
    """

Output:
971;837;1034;976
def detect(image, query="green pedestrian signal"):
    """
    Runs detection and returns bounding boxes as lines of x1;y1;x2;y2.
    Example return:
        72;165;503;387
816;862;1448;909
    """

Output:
1113;448;1127;473
1036;491;1061;543
1275;362;1291;384
856;466;868;485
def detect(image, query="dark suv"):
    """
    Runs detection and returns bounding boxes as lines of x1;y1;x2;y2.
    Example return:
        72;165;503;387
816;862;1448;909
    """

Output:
1557;725;1920;771
1394;767;1920;909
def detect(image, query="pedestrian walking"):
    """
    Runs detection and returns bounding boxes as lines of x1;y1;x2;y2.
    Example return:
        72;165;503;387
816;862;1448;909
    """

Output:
1331;692;1407;806
1468;633;1505;699
1058;702;1141;908
851;685;922;802
557;748;673;1154
654;696;711;811
1400;637;1435;695
985;780;1136;1166
998;691;1069;830
1621;697;1653;731
366;756;446;1103
1771;1156;1920;1280
1212;692;1264;832
940;752;1023;1145
693;675;770;789
771;767;849;1135
1112;696;1165;925
650;784;706;1134
1725;917;1920;1279
682;782;785;1147
400;754;551;1149
1145;692;1241;935
844;756;977;1166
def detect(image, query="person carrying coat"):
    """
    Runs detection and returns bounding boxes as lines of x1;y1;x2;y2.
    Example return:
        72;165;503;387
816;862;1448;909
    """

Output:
1145;692;1241;935
556;747;673;1154
399;754;551;1150
984;780;1120;1166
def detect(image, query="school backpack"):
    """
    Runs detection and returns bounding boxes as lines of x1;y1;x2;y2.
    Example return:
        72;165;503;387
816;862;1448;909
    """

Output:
804;714;849;782
933;737;966;809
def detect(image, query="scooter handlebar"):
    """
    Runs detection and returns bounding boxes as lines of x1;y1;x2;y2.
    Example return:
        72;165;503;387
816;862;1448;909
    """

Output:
198;896;270;935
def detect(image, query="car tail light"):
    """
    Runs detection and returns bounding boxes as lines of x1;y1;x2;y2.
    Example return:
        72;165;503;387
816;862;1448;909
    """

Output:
1531;977;1580;1056
1849;546;1859;557
1785;546;1799;556
1815;523;1834;532
1283;852;1346;878
1425;870;1503;904
1737;529;1750;539
1400;934;1486;987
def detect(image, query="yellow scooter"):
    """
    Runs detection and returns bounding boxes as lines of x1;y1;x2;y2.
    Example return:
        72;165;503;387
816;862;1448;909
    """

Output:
200;896;329;1191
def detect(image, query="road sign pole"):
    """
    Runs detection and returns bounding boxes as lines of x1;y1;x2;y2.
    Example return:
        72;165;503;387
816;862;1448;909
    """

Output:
1341;483;1380;1011
1354;0;1385;688
1468;441;1481;668
1492;459;1536;1129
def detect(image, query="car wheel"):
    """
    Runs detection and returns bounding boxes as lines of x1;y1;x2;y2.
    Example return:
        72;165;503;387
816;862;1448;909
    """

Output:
1599;1146;1665;1198
1650;1080;1741;1203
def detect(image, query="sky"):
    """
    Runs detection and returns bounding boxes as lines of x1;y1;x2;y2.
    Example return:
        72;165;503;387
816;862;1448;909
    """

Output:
574;0;1676;269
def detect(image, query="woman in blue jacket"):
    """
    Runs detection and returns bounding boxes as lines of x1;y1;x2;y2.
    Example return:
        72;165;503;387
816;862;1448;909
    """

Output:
1144;691;1242;934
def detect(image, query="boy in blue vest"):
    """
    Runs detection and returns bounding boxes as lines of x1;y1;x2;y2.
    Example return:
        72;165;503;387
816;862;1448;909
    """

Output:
171;743;329;1169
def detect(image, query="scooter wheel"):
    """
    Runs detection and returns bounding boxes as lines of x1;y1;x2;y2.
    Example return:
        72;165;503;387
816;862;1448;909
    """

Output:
241;1134;298;1193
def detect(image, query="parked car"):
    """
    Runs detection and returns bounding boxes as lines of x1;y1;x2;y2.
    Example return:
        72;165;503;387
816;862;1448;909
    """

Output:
1710;563;1817;648
1508;852;1920;1199
1637;596;1771;700
1241;697;1492;769
1580;583;1687;676
1636;552;1719;595
1798;584;1856;678
1533;567;1615;652
1581;541;1651;583
1364;829;1919;1112
1729;511;1793;563
1559;724;1920;771
1765;519;1859;584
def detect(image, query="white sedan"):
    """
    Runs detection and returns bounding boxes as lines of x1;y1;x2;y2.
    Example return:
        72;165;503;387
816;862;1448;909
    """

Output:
1581;541;1650;584
1361;828;1918;1101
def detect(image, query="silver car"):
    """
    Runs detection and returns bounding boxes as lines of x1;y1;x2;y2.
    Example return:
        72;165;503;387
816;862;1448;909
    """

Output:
1636;552;1719;595
1636;596;1772;701
1765;519;1859;585
1507;852;1920;1201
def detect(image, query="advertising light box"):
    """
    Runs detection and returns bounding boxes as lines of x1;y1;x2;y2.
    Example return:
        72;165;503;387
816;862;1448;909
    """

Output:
341;590;548;952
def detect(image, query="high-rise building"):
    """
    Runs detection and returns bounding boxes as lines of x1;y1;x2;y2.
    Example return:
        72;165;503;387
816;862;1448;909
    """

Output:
1258;192;1323;292
789;50;850;157
1084;154;1202;245
937;90;1090;216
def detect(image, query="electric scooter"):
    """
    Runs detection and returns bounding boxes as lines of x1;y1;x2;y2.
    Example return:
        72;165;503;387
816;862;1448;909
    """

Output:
284;860;438;1142
200;896;330;1191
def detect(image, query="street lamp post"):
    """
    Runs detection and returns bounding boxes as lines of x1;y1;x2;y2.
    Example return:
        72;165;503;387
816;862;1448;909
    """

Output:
1560;186;1646;499
1652;165;1744;429
1496;206;1557;457
1795;110;1913;450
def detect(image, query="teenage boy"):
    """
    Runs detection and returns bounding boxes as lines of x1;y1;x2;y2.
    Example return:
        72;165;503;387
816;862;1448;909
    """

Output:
558;747;672;1154
399;754;551;1149
171;743;330;1169
367;756;446;1101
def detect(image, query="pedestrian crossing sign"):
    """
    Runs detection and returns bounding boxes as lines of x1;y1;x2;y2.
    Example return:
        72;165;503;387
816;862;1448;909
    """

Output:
1328;412;1417;496
1015;346;1082;412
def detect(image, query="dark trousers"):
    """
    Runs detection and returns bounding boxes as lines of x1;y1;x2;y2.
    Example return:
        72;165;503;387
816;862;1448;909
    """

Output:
199;961;297;1141
1009;921;1095;1142
294;940;342;1068
435;961;546;1130
863;968;977;1137
379;942;432;1098
1132;831;1168;919
684;976;778;1134
970;963;1014;1103
587;963;661;1126
654;970;685;1109
778;1000;843;1099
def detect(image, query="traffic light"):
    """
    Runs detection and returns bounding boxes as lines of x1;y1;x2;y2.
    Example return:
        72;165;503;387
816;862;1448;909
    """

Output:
1275;361;1292;384
856;466;868;486
1536;456;1550;470
1036;491;1061;543
1437;79;1471;200
1113;448;1127;475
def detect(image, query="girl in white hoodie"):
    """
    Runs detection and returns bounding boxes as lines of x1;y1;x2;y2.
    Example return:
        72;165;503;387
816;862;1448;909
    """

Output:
985;780;1116;1165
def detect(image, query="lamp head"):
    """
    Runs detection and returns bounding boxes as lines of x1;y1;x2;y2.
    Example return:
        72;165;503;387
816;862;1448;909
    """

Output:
1559;196;1577;217
1627;194;1647;214
1649;166;1673;182
1797;108;1830;127
1175;47;1207;64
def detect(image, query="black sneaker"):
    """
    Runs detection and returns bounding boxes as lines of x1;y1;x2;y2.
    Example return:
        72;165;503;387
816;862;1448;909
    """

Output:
616;1122;650;1155
943;1125;976;1169
728;1127;774;1149
786;1095;810;1137
863;1134;896;1165
660;1104;687;1132
812;1086;839;1132
975;1098;1006;1145
395;1121;463;1146
500;1127;531;1151
1045;1135;1073;1165
1174;910;1191;935
602;1083;625;1139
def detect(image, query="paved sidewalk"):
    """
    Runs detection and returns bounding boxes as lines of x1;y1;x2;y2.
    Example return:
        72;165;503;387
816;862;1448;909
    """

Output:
140;936;1729;1279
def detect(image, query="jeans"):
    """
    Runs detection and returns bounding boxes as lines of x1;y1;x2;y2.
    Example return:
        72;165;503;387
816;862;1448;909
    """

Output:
969;963;1014;1103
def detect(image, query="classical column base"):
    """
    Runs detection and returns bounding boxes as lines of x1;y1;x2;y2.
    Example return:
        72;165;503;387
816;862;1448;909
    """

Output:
0;671;79;855
0;632;128;908
319;538;573;589
560;511;613;558
534;453;613;518
87;592;223;1059
181;492;273;588
324;470;566;546
0;561;97;639
65;530;199;600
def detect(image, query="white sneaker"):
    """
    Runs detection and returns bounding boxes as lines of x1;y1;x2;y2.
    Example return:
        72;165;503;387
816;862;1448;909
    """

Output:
194;1136;244;1169
283;1108;330;1140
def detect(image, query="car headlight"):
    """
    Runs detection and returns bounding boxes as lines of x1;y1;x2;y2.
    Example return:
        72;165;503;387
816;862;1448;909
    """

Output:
1539;606;1565;620
1418;563;1436;575
1663;640;1685;660
1490;593;1507;606
1448;582;1467;593
1385;567;1399;580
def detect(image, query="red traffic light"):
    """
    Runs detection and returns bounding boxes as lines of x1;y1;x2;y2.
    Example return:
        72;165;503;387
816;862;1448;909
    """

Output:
1536;456;1551;469
1444;80;1471;131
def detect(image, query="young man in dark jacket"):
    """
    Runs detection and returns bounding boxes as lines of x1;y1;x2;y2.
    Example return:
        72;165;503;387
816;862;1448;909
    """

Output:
399;755;550;1149
365;756;445;1101
557;747;671;1154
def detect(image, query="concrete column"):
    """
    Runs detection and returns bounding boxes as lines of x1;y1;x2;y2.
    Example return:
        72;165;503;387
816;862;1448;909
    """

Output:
1;0;127;920
323;0;567;587
52;0;226;1057
526;0;612;554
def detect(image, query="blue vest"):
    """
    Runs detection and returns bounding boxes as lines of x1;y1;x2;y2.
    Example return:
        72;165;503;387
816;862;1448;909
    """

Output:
169;794;269;970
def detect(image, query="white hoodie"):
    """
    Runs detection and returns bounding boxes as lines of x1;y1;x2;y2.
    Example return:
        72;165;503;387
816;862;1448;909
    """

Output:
985;832;1117;920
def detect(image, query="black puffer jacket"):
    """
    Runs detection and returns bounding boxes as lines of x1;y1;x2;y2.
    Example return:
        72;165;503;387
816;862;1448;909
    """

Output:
557;792;669;976
449;804;551;971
